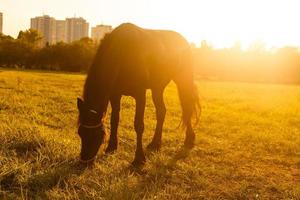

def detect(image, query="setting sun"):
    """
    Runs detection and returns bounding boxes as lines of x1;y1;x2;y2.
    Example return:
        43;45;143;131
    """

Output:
133;0;300;48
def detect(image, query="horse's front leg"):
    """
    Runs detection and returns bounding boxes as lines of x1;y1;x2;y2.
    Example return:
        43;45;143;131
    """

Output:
106;94;121;154
132;90;146;166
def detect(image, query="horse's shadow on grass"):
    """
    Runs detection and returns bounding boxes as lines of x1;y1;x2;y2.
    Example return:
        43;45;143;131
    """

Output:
101;146;193;198
25;161;87;197
3;139;81;194
166;146;192;166
22;146;191;198
3;136;89;196
1;160;87;199
125;147;192;175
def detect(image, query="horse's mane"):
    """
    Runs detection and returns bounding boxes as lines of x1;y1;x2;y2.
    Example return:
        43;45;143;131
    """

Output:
83;32;113;102
90;33;113;70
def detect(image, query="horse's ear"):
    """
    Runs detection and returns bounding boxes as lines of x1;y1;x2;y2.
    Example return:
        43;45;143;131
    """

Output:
77;98;84;110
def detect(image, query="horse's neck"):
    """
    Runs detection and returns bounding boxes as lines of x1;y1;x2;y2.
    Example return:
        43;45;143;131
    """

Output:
85;94;109;115
83;61;117;113
83;82;109;115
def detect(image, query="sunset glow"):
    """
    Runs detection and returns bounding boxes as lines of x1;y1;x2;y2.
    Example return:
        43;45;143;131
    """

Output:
1;0;300;198
2;0;300;48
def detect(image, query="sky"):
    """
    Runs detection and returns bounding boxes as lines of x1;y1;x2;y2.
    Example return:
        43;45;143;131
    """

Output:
1;0;300;48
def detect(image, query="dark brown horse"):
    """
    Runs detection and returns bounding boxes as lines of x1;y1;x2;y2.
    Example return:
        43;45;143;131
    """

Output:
77;23;200;166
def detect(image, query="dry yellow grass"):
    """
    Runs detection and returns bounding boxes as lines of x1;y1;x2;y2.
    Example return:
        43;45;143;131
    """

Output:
0;69;299;199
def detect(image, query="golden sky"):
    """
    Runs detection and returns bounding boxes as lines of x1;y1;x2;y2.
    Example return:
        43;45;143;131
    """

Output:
1;0;300;48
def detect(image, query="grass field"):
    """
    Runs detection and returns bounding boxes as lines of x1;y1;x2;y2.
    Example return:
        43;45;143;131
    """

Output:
0;69;299;199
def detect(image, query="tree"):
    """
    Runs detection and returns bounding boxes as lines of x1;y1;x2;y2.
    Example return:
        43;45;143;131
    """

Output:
0;33;14;41
17;29;42;48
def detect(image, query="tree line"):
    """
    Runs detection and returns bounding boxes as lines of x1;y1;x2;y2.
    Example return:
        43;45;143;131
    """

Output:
1;29;300;83
0;29;97;72
193;41;300;84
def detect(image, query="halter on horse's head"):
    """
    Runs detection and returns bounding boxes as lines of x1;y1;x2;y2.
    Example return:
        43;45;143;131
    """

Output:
77;98;106;164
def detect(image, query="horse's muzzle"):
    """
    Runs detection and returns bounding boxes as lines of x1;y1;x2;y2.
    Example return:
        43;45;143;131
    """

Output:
78;126;106;163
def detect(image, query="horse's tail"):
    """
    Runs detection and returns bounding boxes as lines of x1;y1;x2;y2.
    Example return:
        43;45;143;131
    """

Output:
174;49;201;128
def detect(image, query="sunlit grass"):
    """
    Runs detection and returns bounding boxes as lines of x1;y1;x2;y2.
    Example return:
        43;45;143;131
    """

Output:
0;69;299;199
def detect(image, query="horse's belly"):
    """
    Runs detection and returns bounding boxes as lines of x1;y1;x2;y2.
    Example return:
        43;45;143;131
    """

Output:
112;76;150;96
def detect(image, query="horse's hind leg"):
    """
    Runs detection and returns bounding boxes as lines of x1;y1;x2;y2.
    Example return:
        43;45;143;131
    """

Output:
147;88;166;151
174;76;196;149
184;119;195;149
105;94;121;154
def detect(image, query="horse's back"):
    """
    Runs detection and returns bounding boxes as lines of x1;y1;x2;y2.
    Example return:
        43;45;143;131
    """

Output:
110;23;190;60
92;23;192;95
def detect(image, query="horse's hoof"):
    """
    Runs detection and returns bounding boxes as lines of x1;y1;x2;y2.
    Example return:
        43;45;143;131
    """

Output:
105;146;117;154
184;134;195;149
131;157;146;167
78;158;95;169
183;140;195;149
146;142;161;151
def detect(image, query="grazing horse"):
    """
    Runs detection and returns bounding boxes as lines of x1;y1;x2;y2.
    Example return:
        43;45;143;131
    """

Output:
77;23;200;166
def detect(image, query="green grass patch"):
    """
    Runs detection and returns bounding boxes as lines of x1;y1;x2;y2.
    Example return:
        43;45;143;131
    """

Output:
0;69;299;199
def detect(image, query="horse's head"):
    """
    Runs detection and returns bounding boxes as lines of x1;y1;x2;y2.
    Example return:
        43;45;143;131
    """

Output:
77;98;106;164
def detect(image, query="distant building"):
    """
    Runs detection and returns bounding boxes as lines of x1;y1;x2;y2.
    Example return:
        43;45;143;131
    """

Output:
30;15;93;44
91;25;112;43
31;15;56;45
0;12;3;34
65;17;89;43
56;20;66;42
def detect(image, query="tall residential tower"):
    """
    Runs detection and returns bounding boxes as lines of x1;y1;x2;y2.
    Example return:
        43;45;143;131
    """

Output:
30;15;56;44
65;17;89;43
56;20;66;42
0;12;3;34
